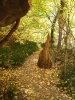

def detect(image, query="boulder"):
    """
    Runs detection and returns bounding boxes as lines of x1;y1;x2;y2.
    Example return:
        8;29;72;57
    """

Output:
0;0;31;27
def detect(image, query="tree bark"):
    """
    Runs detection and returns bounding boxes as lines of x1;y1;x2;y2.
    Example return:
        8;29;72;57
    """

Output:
37;34;52;69
64;11;70;77
0;0;30;27
50;10;59;46
47;11;59;47
0;19;20;47
57;0;65;51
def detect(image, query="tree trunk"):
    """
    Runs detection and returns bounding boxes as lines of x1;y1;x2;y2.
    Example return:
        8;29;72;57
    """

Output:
0;19;20;47
64;11;70;77
57;0;65;51
50;10;59;46
47;10;59;47
37;34;52;69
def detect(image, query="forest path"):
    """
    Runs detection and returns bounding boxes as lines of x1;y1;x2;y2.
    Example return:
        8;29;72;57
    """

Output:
0;50;70;100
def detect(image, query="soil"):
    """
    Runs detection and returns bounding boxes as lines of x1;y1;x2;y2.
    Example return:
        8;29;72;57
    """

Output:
0;51;70;100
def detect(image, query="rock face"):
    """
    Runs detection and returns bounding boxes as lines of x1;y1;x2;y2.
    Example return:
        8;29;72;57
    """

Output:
0;0;31;47
0;0;30;27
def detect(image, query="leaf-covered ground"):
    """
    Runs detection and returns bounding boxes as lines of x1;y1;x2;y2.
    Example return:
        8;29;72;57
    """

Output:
0;51;71;100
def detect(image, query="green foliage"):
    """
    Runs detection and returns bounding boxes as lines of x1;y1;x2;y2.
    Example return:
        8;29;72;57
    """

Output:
41;42;45;48
41;42;56;49
0;41;38;68
58;65;75;99
10;41;38;66
0;48;10;65
57;49;75;99
0;78;20;100
3;83;18;100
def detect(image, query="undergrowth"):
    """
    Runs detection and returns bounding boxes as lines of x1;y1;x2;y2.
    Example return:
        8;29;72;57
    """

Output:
0;41;38;68
57;48;75;99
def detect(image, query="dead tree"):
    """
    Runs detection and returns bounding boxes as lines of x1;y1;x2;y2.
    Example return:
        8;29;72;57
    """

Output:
37;34;52;69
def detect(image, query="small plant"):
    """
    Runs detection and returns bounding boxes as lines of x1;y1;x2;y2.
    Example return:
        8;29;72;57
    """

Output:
3;83;19;100
57;49;75;99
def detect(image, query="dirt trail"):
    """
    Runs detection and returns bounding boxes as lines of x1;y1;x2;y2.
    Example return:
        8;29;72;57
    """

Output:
0;51;70;100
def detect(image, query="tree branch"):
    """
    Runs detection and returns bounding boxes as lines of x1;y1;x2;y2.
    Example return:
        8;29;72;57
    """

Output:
0;19;20;47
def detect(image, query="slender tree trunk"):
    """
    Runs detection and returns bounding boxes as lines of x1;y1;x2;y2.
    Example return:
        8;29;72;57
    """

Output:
50;10;59;46
57;0;65;51
37;34;52;69
64;11;70;77
47;11;59;47
57;22;63;50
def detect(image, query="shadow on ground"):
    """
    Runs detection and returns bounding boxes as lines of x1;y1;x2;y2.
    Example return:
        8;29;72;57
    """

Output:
0;41;38;69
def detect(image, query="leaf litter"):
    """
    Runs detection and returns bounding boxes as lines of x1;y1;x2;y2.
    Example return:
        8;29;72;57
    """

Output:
0;51;71;100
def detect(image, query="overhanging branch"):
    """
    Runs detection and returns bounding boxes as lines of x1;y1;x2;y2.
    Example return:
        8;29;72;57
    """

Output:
0;19;20;47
